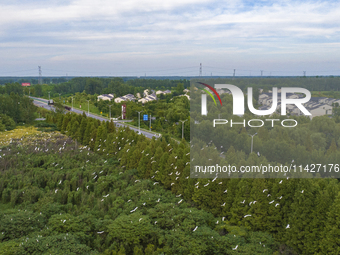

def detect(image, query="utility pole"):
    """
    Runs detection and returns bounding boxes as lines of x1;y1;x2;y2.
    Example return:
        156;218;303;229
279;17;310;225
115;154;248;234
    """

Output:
180;120;187;140
137;111;142;134
71;97;74;110
86;100;90;116
38;66;42;84
199;63;202;76
303;71;306;77
108;104;112;119
149;114;151;131
29;88;30;97
48;92;50;101
249;133;257;153
233;69;236;78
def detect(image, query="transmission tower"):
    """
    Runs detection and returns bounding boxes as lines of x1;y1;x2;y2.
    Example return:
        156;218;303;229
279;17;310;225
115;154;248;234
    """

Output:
199;63;202;76
303;71;306;77
38;66;42;84
233;69;236;78
261;70;263;77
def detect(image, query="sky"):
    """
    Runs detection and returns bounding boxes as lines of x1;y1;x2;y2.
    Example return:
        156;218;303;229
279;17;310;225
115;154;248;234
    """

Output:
1;0;340;77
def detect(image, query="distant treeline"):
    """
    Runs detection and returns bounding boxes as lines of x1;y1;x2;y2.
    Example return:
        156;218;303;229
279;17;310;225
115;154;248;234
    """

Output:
194;76;340;93
2;77;190;99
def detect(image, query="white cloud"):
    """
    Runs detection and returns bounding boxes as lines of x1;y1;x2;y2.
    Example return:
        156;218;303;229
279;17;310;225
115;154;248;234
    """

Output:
1;0;340;75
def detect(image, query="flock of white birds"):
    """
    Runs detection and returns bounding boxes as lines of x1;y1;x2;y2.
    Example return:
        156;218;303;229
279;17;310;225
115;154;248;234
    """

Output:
0;127;305;251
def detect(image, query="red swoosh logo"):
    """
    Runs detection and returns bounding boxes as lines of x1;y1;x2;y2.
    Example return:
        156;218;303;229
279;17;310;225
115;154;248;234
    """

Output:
197;82;222;106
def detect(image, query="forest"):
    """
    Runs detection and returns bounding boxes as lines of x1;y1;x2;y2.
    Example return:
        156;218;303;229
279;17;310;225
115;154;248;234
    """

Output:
2;78;340;254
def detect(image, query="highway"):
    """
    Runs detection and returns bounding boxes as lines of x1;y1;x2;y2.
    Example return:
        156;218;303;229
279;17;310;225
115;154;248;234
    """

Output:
30;96;159;139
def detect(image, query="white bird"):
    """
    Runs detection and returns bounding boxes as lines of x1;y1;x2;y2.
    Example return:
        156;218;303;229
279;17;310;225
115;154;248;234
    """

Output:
153;182;159;185
176;194;182;197
139;218;143;222
232;245;238;250
240;200;245;204
286;224;290;229
130;207;138;213
269;200;274;204
275;203;280;207
63;220;66;223
97;231;104;234
178;199;183;204
301;190;304;193
103;194;109;198
222;217;225;221
244;215;251;218
278;196;282;199
221;202;226;206
58;180;62;185
171;183;175;186
263;189;268;193
156;198;160;202
279;180;283;184
267;194;271;197
193;226;198;232
257;152;260;157
204;183;209;187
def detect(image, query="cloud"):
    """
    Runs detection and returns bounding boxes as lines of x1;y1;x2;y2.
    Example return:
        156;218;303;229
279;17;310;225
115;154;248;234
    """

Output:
1;0;340;75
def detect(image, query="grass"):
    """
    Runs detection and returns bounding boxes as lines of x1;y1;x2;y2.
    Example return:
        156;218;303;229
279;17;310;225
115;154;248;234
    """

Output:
0;126;62;148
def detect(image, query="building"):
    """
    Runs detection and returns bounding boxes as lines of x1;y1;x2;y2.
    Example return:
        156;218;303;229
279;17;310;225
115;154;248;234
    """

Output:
114;94;136;103
138;93;157;103
97;94;114;101
258;92;339;119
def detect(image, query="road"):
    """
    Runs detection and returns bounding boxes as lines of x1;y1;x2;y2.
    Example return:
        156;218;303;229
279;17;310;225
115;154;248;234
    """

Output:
30;96;159;139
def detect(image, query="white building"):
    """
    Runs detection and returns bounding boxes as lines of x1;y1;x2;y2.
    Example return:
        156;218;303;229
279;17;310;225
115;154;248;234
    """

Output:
138;93;157;103
97;94;114;101
114;94;136;103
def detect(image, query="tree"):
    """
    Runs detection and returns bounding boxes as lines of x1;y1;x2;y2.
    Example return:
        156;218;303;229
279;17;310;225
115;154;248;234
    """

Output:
34;84;43;97
0;114;16;130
